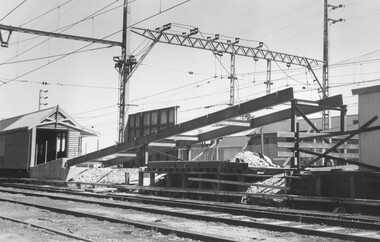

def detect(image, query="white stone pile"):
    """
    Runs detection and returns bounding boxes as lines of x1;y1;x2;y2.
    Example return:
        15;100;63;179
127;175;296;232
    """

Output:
231;151;278;168
69;168;139;184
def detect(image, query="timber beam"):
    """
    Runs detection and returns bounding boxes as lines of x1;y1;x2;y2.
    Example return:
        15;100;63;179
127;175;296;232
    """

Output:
66;88;294;166
197;94;343;142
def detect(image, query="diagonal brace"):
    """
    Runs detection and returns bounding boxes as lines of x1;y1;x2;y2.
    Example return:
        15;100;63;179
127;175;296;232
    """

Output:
295;106;320;133
301;115;378;169
298;148;380;172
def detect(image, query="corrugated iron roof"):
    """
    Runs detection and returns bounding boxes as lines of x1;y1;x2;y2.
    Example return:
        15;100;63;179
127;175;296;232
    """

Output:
0;107;97;136
1;108;55;132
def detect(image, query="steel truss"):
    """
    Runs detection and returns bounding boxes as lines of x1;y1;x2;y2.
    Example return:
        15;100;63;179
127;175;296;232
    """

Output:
131;26;323;67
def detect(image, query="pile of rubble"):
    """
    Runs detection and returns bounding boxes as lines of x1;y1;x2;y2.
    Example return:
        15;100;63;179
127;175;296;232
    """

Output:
231;151;278;168
245;175;285;194
68;168;139;185
232;151;285;206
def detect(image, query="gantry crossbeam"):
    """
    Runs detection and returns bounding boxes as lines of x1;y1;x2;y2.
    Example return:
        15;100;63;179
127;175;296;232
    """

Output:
131;27;324;67
0;24;123;47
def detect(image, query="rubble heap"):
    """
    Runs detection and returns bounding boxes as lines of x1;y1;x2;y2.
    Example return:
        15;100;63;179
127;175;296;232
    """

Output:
232;151;285;205
231;151;278;168
68;168;139;185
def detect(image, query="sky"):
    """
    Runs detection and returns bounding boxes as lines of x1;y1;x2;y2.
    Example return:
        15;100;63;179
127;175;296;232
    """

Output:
1;0;380;153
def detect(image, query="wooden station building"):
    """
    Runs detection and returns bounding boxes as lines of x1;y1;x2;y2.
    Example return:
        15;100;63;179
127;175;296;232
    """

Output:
0;106;97;176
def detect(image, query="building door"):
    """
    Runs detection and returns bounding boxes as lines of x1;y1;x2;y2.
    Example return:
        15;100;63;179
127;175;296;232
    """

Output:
36;129;67;165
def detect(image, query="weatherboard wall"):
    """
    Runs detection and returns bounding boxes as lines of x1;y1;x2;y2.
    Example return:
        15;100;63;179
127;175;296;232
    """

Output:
67;130;80;158
1;129;30;169
357;91;380;170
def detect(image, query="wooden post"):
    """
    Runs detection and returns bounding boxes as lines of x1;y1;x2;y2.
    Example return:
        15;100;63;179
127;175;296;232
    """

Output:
216;168;222;202
340;105;348;166
260;127;264;155
340;105;347;133
295;122;300;170
290;100;297;168
349;175;355;198
125;172;130;184
315;173;321;197
198;174;203;200
181;173;188;199
138;170;144;186
150;172;155;187
143;145;149;166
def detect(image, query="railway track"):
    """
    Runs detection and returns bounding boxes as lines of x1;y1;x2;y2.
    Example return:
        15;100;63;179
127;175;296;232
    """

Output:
0;182;380;241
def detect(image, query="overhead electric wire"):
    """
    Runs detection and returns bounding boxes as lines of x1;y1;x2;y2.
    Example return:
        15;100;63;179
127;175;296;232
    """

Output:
1;0;191;87
239;0;320;35
10;78;117;90
130;75;216;103
71;105;117;116
105;0;191;38
0;0;27;23
0;46;113;66
1;0;121;65
20;0;73;27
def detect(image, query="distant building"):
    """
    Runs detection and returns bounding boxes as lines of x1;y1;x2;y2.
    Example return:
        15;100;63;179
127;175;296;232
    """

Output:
0;106;97;176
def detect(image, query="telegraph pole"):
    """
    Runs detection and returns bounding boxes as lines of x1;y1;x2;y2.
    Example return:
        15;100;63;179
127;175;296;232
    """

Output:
0;2;133;144
322;0;329;130
229;54;236;105
38;89;48;110
322;0;344;130
117;0;134;143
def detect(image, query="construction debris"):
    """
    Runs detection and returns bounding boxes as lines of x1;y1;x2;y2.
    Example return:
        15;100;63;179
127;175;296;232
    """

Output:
68;168;139;188
231;151;278;168
242;174;287;206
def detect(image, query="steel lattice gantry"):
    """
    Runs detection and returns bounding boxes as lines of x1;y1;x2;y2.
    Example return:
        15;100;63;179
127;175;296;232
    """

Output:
131;27;324;66
130;26;325;107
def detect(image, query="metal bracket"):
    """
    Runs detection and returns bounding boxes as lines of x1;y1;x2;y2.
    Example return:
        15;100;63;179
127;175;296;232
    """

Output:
0;30;12;48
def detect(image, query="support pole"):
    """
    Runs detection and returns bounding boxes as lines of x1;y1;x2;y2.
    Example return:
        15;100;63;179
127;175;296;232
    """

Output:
290;100;297;168
229;54;236;105
118;0;131;143
340;105;347;132
295;122;300;170
265;60;272;95
322;0;330;130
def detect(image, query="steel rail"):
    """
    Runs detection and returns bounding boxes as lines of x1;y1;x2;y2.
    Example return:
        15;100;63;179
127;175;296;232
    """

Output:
0;186;380;241
2;182;380;227
0;214;94;242
0;196;235;242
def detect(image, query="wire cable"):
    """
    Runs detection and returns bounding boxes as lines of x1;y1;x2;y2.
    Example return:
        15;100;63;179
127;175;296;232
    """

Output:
0;0;27;23
20;0;73;27
10;78;118;90
0;46;113;66
1;0;120;65
1;0;191;87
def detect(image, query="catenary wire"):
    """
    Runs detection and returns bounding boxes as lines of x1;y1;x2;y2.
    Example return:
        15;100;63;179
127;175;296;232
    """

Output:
0;0;28;23
1;0;191;87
